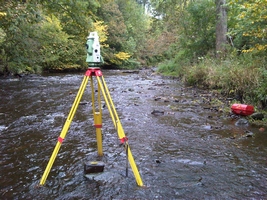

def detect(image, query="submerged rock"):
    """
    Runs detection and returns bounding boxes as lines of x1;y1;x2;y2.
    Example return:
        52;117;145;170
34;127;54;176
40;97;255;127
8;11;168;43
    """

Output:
79;102;89;105
244;131;254;137
151;110;164;115
122;70;139;74
235;118;249;126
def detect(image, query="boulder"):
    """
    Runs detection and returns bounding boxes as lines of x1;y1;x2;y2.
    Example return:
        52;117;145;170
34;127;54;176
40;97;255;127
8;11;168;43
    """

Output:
250;113;265;120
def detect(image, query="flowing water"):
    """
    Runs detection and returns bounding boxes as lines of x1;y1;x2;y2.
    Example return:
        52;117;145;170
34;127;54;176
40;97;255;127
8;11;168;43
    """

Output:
0;70;267;199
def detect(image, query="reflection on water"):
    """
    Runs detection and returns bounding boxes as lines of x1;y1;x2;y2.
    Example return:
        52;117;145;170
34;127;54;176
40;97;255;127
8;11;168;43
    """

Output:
0;71;267;199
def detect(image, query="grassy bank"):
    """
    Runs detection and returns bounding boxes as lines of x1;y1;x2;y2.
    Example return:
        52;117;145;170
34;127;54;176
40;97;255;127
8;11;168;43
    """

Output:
157;53;267;125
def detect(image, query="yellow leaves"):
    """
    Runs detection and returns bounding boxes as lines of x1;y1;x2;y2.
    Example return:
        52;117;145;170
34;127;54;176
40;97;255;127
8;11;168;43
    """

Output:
242;26;266;38
44;15;63;31
114;52;131;60
232;0;267;54
40;15;69;45
255;44;267;51
242;49;253;53
110;52;131;65
0;12;7;17
242;44;267;53
242;33;249;36
239;13;245;19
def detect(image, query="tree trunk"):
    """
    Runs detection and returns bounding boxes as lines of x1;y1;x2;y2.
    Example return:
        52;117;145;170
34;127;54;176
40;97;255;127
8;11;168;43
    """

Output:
215;0;227;58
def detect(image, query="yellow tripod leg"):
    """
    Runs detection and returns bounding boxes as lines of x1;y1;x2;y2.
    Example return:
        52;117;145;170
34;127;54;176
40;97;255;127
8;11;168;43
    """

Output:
126;143;143;186
95;79;103;156
101;76;120;122
39;75;89;186
96;76;144;186
117;122;143;186
95;76;117;127
90;76;103;156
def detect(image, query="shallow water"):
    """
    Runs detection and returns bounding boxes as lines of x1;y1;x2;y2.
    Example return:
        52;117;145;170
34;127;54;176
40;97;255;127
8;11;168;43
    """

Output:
0;70;267;199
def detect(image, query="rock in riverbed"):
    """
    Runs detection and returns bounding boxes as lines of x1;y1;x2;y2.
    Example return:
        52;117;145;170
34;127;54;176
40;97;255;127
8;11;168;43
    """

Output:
151;110;164;116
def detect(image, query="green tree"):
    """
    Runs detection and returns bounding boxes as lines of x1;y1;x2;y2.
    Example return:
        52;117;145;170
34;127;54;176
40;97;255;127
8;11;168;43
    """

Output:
39;0;100;70
0;2;44;73
116;0;150;59
228;0;267;54
38;15;72;71
142;0;188;64
40;0;98;39
152;0;216;64
97;1;129;66
181;0;216;58
0;0;99;73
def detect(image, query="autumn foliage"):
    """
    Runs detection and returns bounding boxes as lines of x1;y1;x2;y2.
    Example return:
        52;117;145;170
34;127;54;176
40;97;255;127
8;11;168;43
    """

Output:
228;0;267;53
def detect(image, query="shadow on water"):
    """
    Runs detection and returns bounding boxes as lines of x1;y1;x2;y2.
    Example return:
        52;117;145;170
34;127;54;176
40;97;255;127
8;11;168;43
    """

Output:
0;70;267;199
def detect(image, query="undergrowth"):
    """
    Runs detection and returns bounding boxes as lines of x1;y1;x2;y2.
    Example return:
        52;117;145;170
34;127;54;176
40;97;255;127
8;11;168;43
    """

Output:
158;52;267;110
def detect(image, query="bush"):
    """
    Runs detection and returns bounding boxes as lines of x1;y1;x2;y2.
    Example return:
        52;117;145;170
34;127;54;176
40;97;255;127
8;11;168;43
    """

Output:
183;63;209;87
180;53;266;107
157;49;191;77
256;67;267;108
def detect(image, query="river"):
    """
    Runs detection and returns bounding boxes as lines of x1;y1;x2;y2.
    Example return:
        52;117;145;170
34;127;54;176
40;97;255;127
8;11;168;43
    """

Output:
0;69;266;199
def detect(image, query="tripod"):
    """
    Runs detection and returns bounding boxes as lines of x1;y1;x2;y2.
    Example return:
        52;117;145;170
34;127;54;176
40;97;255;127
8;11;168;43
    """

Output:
39;67;143;187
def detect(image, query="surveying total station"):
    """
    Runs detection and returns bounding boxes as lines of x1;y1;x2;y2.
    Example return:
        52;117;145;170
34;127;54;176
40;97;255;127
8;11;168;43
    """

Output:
39;32;143;186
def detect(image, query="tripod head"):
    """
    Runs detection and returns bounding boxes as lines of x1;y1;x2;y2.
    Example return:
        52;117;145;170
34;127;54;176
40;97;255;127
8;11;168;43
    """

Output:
86;32;104;67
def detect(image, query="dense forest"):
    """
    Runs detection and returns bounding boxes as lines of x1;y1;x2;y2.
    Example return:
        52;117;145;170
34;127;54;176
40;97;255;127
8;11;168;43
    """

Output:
0;0;266;109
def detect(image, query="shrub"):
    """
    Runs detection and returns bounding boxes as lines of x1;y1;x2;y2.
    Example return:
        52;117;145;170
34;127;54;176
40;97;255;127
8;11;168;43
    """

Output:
180;53;266;107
